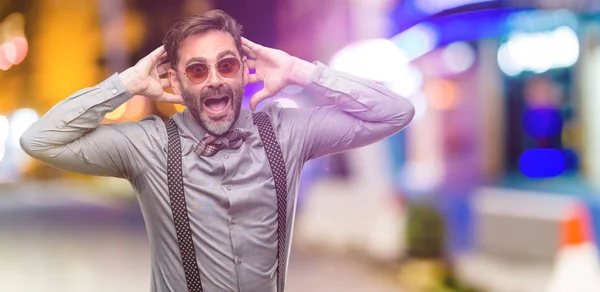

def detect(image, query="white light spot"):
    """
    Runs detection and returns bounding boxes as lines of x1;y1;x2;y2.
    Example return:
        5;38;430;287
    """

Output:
497;26;579;76
442;42;476;74
9;108;39;148
0;115;9;143
329;38;410;83
384;65;423;97
0;115;8;163
497;44;521;76
408;91;428;122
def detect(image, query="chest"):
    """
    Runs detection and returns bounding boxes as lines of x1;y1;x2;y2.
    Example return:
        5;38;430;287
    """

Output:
180;135;274;189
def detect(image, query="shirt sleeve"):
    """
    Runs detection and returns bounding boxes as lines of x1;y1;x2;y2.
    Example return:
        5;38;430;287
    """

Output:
273;61;415;161
20;73;165;179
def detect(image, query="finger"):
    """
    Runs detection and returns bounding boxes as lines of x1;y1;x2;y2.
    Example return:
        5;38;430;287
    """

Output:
143;46;167;74
158;52;168;64
250;89;275;111
242;44;257;59
160;78;171;89
148;45;166;63
245;58;256;69
241;37;261;51
247;73;262;84
158;92;184;104
157;62;171;76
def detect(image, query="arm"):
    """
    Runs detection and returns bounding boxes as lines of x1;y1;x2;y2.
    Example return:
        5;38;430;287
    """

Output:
241;38;414;161
20;75;155;178
281;60;415;160
20;46;182;178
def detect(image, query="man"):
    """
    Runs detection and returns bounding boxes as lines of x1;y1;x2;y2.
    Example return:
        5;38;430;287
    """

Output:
21;9;414;292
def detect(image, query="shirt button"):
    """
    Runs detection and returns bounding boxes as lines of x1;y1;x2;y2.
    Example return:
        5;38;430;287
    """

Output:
235;257;242;264
111;88;118;94
226;186;232;191
224;155;229;159
319;77;325;83
230;217;236;225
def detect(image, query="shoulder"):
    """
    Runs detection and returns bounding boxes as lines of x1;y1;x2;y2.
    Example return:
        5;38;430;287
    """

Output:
255;101;283;122
255;101;309;132
103;114;167;149
258;100;327;129
254;101;316;144
139;114;168;137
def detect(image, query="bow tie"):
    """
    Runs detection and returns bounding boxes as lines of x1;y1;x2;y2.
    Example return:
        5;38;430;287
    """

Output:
194;129;253;157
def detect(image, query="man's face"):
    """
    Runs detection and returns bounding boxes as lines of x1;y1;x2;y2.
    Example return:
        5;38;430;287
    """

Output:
168;30;248;136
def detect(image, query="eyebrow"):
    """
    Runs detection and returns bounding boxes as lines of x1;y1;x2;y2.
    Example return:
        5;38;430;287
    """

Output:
184;50;237;67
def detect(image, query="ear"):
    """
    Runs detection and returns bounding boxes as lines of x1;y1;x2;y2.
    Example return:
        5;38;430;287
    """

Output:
242;55;249;86
168;69;182;96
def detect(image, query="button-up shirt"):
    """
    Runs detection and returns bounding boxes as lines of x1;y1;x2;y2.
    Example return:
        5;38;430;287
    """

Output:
20;62;415;292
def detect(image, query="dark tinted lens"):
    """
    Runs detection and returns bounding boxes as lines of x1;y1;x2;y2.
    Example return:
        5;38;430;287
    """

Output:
217;58;241;77
185;63;209;83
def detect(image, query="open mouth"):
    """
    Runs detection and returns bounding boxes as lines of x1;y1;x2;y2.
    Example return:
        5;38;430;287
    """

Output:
203;96;231;116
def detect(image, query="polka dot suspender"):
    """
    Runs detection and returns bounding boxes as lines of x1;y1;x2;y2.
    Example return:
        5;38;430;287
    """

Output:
165;118;204;292
164;113;288;292
252;112;288;292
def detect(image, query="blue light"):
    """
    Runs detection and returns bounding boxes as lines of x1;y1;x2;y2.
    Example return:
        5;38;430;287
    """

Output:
391;23;439;60
562;148;579;172
506;9;578;33
413;0;496;15
522;108;563;138
389;7;529;59
519;149;566;178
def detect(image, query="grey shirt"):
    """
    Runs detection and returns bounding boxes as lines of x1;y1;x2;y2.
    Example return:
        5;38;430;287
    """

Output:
20;61;415;292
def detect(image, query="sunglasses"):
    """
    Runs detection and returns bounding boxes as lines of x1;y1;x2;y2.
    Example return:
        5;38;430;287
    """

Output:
178;57;241;84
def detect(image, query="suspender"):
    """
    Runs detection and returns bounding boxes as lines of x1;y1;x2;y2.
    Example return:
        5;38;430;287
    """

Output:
163;112;288;292
252;112;288;292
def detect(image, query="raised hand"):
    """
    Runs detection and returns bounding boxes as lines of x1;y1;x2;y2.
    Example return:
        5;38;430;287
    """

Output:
119;46;184;104
242;38;297;111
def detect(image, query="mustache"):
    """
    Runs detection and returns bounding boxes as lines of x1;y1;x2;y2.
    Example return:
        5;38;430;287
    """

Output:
200;86;234;100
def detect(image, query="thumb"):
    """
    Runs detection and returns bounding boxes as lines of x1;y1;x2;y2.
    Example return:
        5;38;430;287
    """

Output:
249;89;275;111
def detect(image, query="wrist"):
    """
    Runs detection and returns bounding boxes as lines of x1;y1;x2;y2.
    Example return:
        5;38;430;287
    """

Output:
119;68;143;95
288;57;317;86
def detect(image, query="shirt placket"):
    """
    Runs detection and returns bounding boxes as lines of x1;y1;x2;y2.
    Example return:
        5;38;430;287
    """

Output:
220;150;244;291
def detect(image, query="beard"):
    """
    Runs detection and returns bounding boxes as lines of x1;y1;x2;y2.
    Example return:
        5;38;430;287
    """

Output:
179;80;244;136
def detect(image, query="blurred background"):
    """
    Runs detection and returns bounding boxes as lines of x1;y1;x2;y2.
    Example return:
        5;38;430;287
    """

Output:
2;0;600;291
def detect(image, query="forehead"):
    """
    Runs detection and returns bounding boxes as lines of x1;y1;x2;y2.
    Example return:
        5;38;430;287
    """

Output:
178;30;238;63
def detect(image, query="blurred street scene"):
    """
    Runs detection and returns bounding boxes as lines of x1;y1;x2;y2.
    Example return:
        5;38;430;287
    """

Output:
3;0;600;291
0;181;401;292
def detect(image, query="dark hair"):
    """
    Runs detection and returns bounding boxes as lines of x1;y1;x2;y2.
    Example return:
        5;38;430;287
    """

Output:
162;10;243;69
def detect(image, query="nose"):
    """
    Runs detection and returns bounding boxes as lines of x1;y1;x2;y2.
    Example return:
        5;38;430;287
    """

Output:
205;65;225;88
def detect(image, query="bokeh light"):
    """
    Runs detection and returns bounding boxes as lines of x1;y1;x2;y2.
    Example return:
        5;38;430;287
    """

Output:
0;115;9;163
442;42;476;74
329;38;410;83
8;108;39;148
519;148;566;178
424;79;459;110
391;22;439;61
497;26;579;76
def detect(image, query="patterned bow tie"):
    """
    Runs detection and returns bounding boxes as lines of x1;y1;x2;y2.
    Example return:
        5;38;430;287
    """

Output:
194;129;253;157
